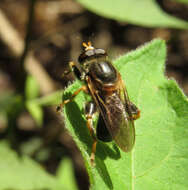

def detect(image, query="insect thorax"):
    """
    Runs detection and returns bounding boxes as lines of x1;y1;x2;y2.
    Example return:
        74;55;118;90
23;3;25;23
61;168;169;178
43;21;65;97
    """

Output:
89;60;118;85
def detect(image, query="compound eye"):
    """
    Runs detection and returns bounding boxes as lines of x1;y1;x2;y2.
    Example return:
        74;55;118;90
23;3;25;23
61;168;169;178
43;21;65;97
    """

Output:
95;49;106;55
78;48;107;63
78;50;95;63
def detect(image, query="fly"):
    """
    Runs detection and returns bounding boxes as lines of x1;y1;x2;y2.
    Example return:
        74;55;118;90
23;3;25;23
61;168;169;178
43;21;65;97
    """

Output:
57;42;140;165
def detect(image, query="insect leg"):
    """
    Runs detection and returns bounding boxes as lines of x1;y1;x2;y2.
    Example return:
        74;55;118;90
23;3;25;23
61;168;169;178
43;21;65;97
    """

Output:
85;101;98;166
119;76;140;120
56;85;88;112
130;102;140;120
61;61;75;77
61;61;82;79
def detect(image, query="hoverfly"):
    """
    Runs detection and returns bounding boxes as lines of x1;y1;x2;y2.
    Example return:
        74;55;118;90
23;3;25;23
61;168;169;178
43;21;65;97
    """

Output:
57;42;140;165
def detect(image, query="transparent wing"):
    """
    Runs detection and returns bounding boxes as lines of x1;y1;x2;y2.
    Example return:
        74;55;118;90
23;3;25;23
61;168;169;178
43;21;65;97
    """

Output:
95;90;135;152
87;74;135;152
87;75;135;152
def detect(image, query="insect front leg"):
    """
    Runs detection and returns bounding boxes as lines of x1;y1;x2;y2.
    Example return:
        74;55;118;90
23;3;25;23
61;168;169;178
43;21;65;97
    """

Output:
130;102;140;120
61;61;75;76
56;85;88;112
85;101;98;166
61;61;83;80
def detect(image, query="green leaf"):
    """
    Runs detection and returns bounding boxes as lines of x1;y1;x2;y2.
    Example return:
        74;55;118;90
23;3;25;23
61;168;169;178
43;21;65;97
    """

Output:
77;0;188;28
0;93;22;113
62;39;188;189
26;101;43;126
25;75;40;100
56;158;79;190
32;90;62;106
20;138;43;156
172;0;188;4
25;90;63;126
0;141;61;190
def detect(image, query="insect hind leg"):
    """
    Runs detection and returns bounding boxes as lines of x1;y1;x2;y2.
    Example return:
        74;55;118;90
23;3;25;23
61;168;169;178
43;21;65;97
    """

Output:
85;101;98;166
130;102;140;120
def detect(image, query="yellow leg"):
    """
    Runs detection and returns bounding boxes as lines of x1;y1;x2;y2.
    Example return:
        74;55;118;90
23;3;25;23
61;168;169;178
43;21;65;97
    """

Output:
86;114;97;166
132;109;141;120
90;140;97;166
61;61;76;78
56;85;88;112
129;102;140;120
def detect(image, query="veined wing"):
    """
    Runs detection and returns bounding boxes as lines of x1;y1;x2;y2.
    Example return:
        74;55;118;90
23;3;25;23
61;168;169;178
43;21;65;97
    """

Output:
87;76;135;152
96;91;135;152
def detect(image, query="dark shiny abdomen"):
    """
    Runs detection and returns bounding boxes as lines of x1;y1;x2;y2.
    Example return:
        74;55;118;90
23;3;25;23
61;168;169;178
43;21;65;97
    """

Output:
96;114;112;142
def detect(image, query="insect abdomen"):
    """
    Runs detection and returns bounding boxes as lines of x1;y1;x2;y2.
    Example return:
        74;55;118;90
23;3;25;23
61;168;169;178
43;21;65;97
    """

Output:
96;114;112;142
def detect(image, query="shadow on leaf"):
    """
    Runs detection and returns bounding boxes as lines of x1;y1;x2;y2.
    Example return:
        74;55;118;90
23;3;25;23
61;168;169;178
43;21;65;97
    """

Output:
63;92;121;189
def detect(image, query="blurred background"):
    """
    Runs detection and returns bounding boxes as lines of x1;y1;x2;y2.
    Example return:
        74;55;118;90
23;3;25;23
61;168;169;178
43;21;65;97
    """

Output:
0;0;188;190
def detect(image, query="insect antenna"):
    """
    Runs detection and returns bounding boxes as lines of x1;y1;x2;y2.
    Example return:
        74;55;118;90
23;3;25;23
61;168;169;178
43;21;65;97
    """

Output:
82;41;94;51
